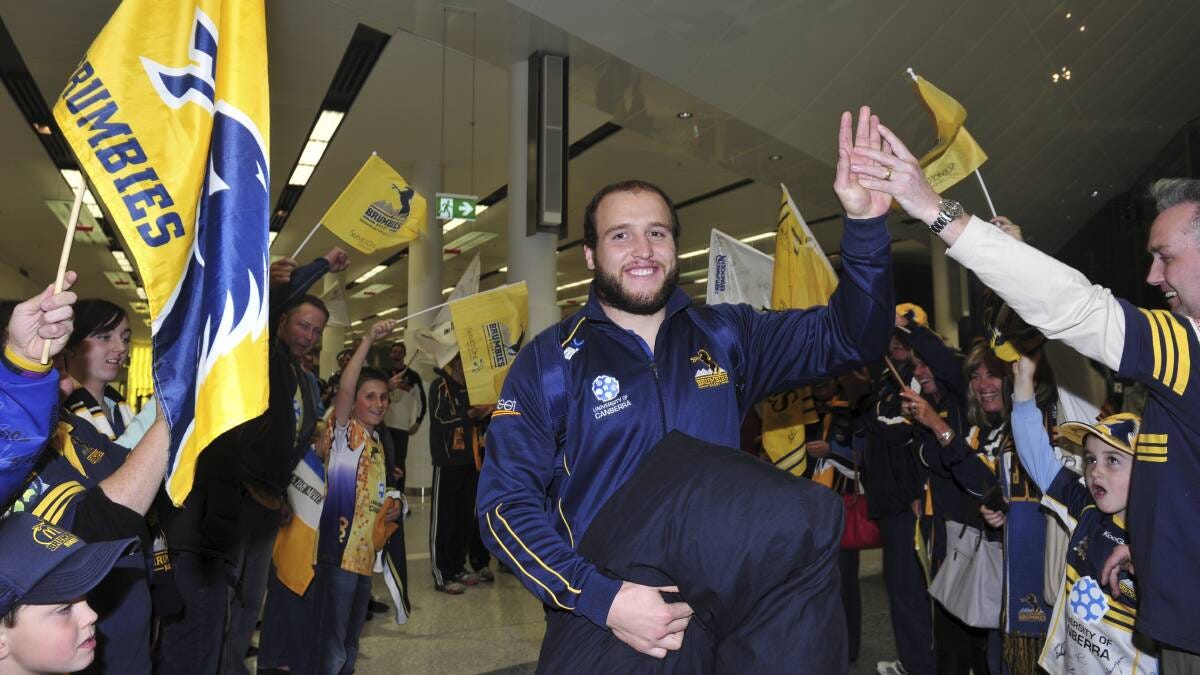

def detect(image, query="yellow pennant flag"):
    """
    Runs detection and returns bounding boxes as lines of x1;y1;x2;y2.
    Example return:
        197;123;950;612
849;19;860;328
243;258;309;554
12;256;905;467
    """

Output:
52;0;271;505
761;185;838;476
913;75;988;193
320;154;427;254
449;283;529;404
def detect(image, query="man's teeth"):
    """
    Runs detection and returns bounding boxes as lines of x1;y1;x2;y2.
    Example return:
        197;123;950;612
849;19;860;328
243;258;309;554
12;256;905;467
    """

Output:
628;267;656;277
1165;290;1178;299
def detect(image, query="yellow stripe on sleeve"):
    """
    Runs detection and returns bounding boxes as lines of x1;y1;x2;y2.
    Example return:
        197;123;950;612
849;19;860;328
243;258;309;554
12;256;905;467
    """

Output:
494;505;582;594
1167;311;1192;394
1140;308;1164;383
485;511;575;610
557;499;575;548
1152;310;1177;390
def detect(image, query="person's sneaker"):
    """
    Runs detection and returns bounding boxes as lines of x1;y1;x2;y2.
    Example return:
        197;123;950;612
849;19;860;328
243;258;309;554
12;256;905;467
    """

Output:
453;571;480;586
368;597;389;613
876;660;908;675
436;581;466;595
476;567;495;583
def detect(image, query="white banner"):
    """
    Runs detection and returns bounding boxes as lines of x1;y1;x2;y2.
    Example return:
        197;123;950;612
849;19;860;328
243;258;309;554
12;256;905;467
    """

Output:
706;228;774;309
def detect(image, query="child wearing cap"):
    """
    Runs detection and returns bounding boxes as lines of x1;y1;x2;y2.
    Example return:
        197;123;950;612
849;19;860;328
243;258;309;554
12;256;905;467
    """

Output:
0;513;136;674
303;320;402;675
1010;354;1158;674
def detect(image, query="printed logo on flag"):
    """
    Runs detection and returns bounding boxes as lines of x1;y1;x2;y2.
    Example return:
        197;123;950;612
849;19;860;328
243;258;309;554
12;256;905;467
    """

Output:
483;321;525;370
714;254;728;294
689;348;730;389
361;185;416;235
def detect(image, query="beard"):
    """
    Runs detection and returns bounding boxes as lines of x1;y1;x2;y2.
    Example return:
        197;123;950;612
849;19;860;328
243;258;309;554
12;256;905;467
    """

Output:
592;259;680;315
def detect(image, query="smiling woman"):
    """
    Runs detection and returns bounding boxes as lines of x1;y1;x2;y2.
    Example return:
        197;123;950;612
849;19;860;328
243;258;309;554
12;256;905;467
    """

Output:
62;299;135;440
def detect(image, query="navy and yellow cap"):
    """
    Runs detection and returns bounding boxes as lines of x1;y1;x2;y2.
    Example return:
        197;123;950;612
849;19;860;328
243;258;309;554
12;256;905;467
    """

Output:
1059;412;1141;456
896;303;928;327
0;513;137;616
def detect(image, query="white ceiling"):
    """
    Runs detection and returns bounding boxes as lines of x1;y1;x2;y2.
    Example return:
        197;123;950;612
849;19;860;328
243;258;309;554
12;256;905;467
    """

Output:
1;0;1196;341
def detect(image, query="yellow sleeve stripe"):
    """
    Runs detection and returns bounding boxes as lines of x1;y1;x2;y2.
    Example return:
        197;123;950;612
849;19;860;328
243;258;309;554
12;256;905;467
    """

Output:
1138;455;1168;463
560;316;588;348
485;511;576;611
1142;308;1192;395
561;452;571;477
491;410;521;418
3;345;51;373
1138;433;1168;443
32;482;86;525
557;499;575;549
494;505;582;594
1137;447;1168;456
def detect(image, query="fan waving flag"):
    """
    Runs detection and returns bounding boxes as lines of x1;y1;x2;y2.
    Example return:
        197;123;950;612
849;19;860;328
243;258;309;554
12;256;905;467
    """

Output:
761;184;838;477
52;0;271;505
912;74;988;193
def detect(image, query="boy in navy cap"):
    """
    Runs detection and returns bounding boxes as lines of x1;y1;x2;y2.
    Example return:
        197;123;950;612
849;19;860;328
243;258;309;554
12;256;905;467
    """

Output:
1010;354;1157;674
0;513;136;674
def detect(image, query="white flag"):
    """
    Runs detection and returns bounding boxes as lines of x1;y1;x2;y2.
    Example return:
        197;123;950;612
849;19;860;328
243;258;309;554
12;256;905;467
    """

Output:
320;284;350;327
433;254;480;325
706;228;774;309
412;320;459;369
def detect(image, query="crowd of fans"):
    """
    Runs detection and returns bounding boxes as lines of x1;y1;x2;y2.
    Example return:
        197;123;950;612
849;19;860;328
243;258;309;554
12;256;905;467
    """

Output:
0;106;1195;675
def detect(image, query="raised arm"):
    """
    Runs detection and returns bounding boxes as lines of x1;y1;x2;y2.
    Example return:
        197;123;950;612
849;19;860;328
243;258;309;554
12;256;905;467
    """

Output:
334;320;397;428
1009;355;1063;493
849;123;1125;370
1;274;78;506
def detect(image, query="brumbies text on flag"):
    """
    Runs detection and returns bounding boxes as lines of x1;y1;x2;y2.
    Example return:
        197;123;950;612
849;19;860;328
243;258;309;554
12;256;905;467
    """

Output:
52;1;271;505
761;184;837;477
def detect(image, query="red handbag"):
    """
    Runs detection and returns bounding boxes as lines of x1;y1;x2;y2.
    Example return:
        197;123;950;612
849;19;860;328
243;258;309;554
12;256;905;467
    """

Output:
840;492;882;550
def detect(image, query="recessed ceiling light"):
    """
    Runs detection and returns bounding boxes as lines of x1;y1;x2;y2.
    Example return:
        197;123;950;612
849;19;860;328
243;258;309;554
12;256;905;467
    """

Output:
1079;25;1085;32
1065;11;1072;18
676;111;693;119
1091;190;1099;197
768;154;783;161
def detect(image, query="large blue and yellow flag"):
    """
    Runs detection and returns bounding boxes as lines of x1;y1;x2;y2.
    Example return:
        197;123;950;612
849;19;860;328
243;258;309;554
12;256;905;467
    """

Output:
52;1;271;505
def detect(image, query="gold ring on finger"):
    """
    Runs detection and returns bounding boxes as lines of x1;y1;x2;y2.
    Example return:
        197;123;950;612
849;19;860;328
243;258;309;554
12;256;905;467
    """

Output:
884;166;893;180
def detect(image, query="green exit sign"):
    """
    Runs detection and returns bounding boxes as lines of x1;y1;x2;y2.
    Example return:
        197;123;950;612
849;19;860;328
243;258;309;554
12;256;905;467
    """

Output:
435;193;478;221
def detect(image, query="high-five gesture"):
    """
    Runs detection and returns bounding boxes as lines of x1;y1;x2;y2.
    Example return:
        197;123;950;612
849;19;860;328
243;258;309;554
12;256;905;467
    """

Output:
5;271;78;364
834;106;893;220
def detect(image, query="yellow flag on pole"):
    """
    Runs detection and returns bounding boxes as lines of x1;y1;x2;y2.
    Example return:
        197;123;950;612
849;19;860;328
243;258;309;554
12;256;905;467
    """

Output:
912;75;988;193
449;283;529;404
761;185;838;476
320;154;427;254
52;0;271;505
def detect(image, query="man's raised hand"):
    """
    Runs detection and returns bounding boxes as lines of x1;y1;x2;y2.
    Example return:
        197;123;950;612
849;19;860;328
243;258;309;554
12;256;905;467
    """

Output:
5;272;78;364
323;246;351;273
606;581;694;658
834;106;893;220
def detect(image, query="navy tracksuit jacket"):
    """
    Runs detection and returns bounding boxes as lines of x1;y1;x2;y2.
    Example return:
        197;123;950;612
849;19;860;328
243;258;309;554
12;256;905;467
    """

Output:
477;214;893;631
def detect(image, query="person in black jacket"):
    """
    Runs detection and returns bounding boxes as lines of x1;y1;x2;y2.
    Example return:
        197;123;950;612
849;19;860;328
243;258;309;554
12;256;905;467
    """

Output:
155;245;349;675
428;355;492;594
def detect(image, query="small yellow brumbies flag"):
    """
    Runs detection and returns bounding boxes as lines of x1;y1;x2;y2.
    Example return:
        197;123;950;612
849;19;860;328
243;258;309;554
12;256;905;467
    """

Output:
53;0;271;505
912;75;988;193
762;184;838;476
320;154;427;254
449;283;529;405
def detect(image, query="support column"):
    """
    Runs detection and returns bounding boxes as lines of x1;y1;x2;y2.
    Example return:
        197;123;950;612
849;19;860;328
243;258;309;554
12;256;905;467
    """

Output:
507;59;560;335
405;158;442;496
930;234;958;347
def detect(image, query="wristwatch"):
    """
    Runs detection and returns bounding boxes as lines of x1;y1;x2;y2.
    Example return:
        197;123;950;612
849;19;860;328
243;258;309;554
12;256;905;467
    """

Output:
937;428;956;446
929;199;964;234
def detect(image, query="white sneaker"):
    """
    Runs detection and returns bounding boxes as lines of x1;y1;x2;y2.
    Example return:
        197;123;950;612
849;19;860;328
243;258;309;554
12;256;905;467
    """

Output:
876;660;908;675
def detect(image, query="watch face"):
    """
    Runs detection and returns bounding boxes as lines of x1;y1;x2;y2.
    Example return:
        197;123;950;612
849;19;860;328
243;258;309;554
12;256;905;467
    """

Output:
941;200;964;218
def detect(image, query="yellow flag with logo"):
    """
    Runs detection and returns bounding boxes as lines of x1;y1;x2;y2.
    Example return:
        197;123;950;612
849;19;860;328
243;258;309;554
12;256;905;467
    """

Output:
320;154;427;254
913;75;988;193
761;184;838;476
449;283;529;404
52;0;270;505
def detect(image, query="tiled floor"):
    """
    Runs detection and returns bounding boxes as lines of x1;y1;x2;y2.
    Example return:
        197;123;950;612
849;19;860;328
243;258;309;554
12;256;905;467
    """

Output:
259;499;900;674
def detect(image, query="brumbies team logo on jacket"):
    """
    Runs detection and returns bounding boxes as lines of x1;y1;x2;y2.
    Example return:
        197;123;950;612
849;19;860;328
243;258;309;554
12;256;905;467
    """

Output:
690;348;729;389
